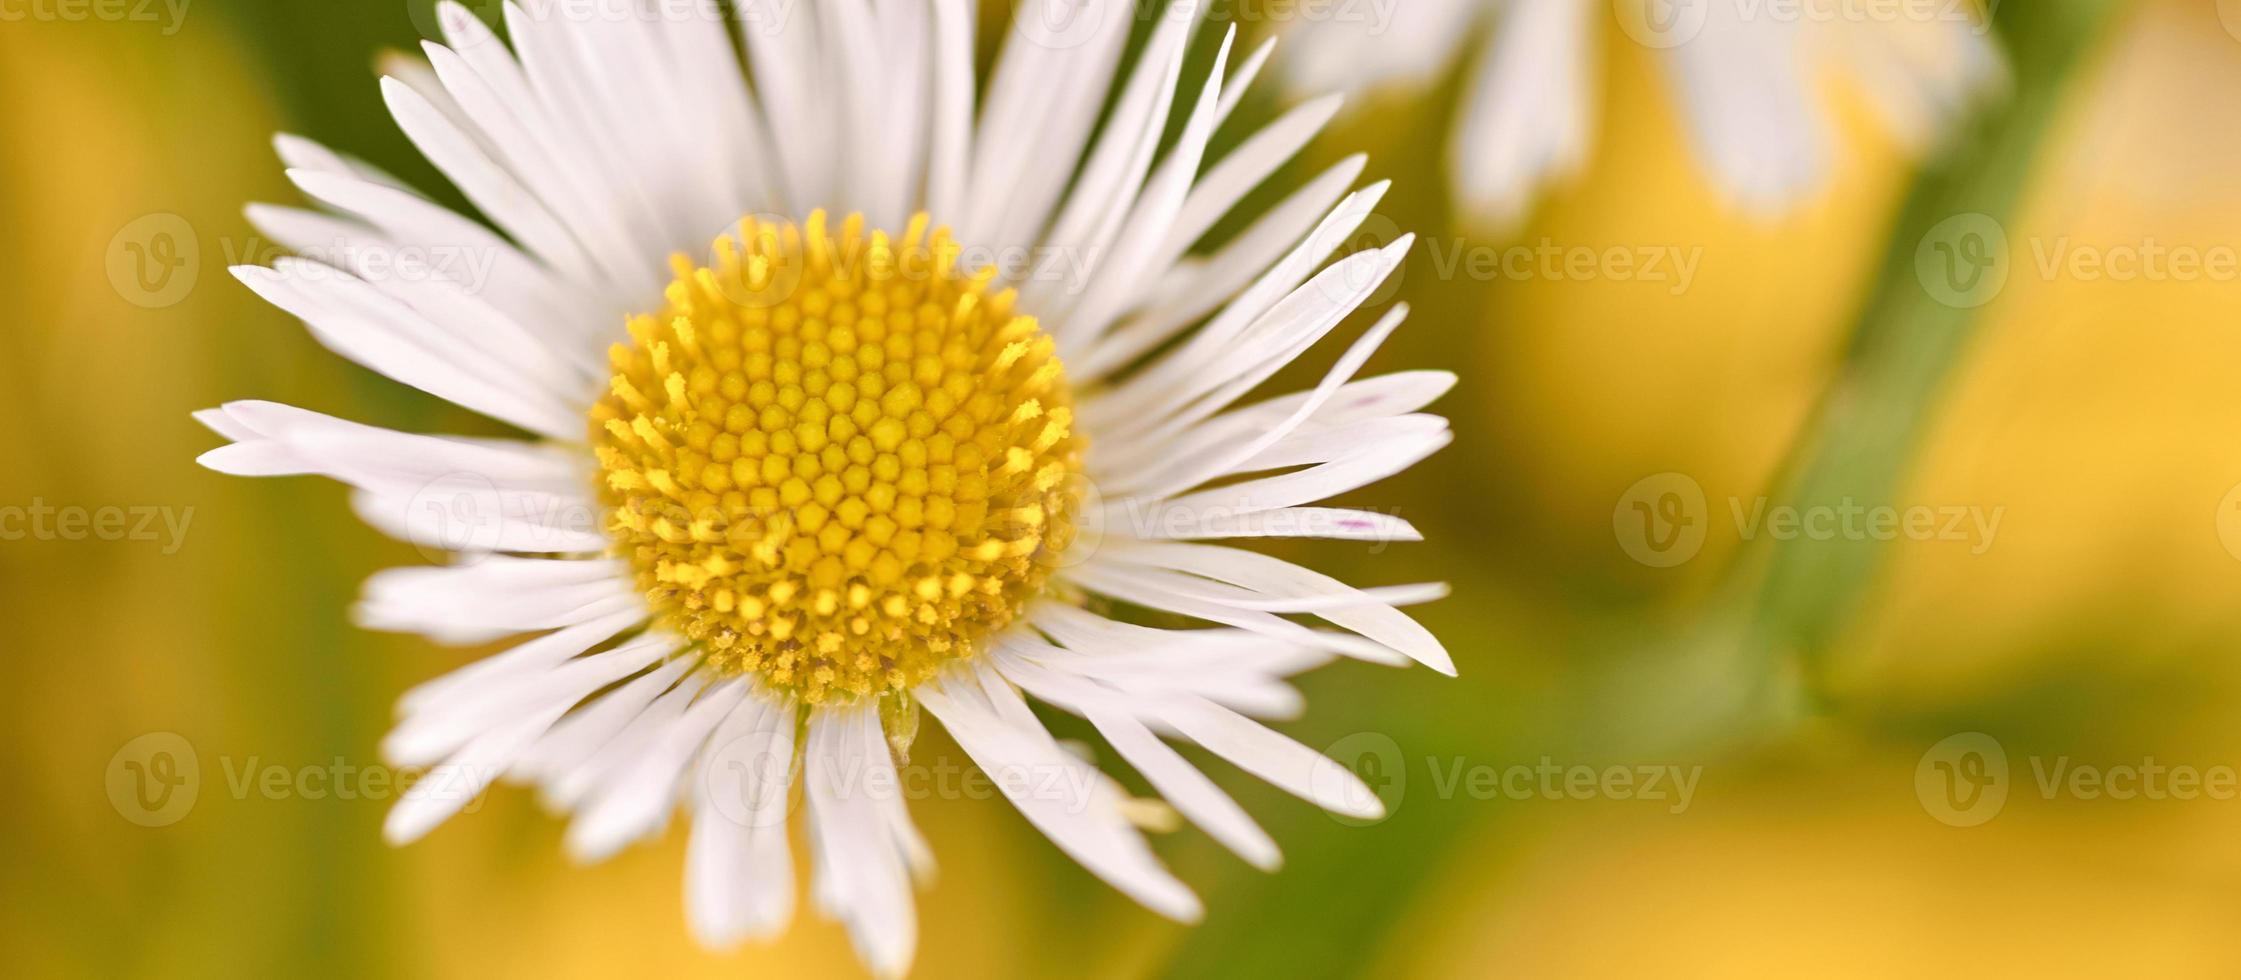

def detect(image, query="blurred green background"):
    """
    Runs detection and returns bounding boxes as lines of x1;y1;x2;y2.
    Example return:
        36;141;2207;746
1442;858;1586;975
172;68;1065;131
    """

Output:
11;0;2241;976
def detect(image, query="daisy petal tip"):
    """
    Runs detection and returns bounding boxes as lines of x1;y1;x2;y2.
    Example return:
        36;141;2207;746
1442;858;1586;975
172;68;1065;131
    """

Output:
381;803;439;847
190;446;233;473
685;920;741;955
269;132;317;164
1168;891;1207;925
374;73;413;103
240;202;294;231
194;442;283;476
561;832;616;867
188;407;233;434
1243;841;1283;874
436;0;478;33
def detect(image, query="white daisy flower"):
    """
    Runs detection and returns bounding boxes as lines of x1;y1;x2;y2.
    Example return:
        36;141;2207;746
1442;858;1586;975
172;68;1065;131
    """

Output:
195;0;1454;974
1283;0;2007;227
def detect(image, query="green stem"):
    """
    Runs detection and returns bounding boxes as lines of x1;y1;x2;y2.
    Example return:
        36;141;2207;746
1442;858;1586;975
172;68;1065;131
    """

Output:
1746;0;2126;687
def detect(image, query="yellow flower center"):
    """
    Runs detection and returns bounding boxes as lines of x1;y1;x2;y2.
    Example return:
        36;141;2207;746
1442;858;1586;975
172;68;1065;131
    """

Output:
591;211;1083;705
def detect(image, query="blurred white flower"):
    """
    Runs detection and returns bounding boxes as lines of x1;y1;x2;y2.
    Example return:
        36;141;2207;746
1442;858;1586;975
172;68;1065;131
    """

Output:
1284;0;2007;227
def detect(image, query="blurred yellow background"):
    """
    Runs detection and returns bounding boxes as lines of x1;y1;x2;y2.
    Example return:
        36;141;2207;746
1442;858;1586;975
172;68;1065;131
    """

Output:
8;0;2241;976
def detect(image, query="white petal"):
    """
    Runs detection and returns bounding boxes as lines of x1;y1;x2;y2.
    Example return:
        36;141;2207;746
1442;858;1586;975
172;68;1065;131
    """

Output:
231;262;583;439
1661;0;1827;214
686;689;799;948
537;662;704;811
1064;562;1410;667
917;665;1201;922
1155;92;1345;278
1076;156;1370;382
383;634;673;767
806;704;921;978
1026;1;1206;314
356;557;634;645
989;647;1280;869
396;607;647;716
961;0;1143;250
243;203;605;385
1277;0;1479;97
1051;25;1239;349
515;656;699;790
1120;419;1450;526
1118;302;1410;500
566;679;749;863
1099;541;1454;675
1450;0;1598;229
380;74;614;292
385;701;566;845
1155;693;1383;820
